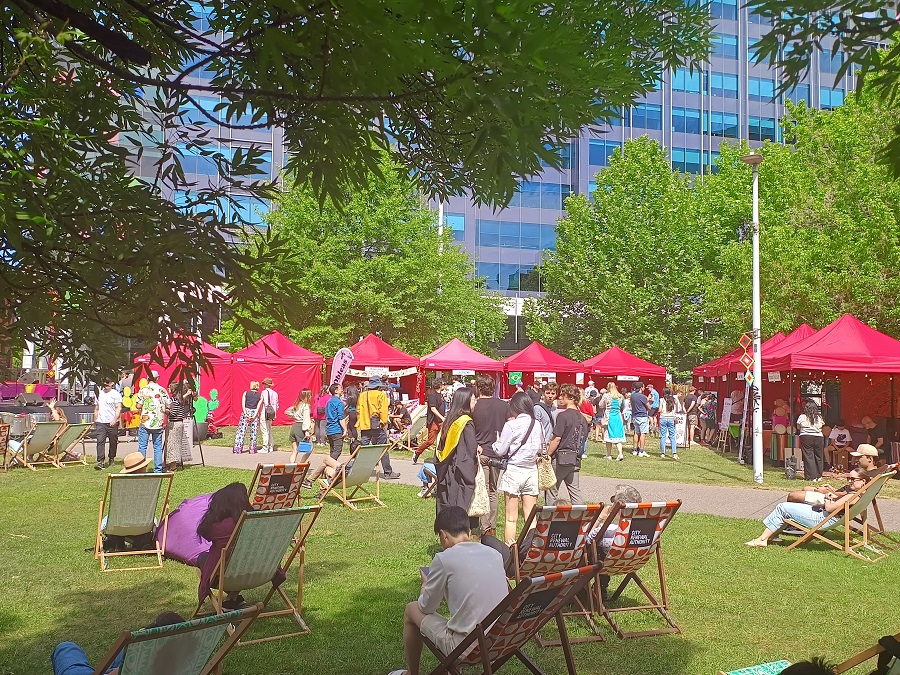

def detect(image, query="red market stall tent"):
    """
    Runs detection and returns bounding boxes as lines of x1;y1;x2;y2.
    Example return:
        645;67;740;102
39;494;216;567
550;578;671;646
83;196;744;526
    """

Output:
330;334;420;399
502;341;582;396
420;339;503;398
582;346;666;391
134;340;233;421
227;331;323;426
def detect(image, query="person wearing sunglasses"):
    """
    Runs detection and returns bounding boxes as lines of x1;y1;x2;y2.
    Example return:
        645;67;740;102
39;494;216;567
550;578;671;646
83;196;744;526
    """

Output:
745;469;870;548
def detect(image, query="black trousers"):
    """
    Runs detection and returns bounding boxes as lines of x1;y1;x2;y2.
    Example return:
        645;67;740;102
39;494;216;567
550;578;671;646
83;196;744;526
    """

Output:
327;433;344;460
95;422;118;463
800;435;825;481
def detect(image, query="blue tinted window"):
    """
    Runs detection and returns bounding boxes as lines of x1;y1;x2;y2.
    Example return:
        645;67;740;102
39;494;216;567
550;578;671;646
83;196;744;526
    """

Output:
588;139;621;166
786;83;811;105
520;222;541;250
710;72;739;98
629;103;663;130
539;142;572;169
540;183;562;210
231;147;271;178
499;221;519;248
181;96;219;125
587;180;597;201
476;262;500;290
672;147;702;174
819;49;843;73
500;264;521;291
706;111;739;138
820;86;845;109
444;212;466;241
704;150;721;174
673;68;703;93
748;76;776;102
748;116;778;141
520;181;541;209
231;195;268;226
540;224;557;251
710;0;737;20
748;9;771;24
177;143;219;175
748;38;771;65
673;107;702;134
477;219;500;248
712;33;739;59
222;103;268;126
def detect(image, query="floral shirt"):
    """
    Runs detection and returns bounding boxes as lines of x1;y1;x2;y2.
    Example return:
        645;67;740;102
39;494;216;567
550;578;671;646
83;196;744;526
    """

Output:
136;382;171;430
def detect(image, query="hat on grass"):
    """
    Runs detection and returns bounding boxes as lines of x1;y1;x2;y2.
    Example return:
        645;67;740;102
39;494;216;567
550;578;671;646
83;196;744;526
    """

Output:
122;452;151;474
850;444;879;457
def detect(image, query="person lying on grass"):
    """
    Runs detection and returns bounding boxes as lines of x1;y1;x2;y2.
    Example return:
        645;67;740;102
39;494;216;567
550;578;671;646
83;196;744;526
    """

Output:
196;482;285;610
745;469;869;547
388;506;508;675
51;612;185;675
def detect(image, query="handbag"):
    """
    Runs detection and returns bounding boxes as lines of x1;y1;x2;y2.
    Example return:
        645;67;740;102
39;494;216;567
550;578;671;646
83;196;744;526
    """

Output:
537;454;557;491
265;405;276;421
468;465;489;518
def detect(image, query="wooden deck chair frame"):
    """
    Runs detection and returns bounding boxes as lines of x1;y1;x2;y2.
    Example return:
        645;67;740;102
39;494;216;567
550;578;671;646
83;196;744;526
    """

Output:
421;465;438;499
95;472;174;572
423;564;602;675
317;443;387;510
8;420;66;470
835;631;900;674
53;422;92;467
509;504;604;646
0;423;9;473
93;603;263;675
248;462;310;510
194;505;322;646
592;500;683;639
784;471;896;561
388;404;427;454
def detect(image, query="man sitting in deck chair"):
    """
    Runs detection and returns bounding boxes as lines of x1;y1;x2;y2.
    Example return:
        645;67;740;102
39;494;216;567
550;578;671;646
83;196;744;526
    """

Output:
51;606;261;675
388;506;509;675
97;452;166;558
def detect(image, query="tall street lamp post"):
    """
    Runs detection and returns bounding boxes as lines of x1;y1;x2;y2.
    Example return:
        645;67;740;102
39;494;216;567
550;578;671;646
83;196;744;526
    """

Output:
740;151;764;484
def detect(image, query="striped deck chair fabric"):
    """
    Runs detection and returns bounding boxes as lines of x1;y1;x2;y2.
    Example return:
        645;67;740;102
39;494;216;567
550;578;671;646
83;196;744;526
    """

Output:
93;604;262;675
785;470;896;561
318;444;387;510
53;422;92;466
95;472;174;571
718;661;792;675
388;404;427;454
595;500;682;639
249;463;310;510
423;564;602;675
196;505;322;646
6;420;66;470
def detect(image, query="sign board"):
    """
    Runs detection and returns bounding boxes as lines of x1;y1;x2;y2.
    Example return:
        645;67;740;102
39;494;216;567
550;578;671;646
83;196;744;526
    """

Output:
674;413;689;448
626;518;660;548
348;366;417;378
534;371;557;379
365;366;390;377
452;369;475;376
575;373;584;385
767;371;782;382
508;371;523;386
617;375;639;382
330;347;355;385
719;397;733;431
736;371;745;380
698;376;705;383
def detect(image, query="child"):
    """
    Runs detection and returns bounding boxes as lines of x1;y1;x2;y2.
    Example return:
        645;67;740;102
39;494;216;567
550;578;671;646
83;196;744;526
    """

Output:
826;419;853;470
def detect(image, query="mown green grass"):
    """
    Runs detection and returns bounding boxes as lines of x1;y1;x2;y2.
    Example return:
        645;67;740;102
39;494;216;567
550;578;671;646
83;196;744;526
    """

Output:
207;425;900;500
0;465;896;674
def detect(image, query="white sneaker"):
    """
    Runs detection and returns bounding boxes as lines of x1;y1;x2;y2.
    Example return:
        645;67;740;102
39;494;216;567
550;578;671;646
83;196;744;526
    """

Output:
632;449;638;456
638;451;649;457
258;448;270;453
417;487;428;498
604;455;614;460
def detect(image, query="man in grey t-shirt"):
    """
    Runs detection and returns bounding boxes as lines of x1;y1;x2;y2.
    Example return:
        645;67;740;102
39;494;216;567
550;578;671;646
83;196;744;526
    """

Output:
389;506;508;675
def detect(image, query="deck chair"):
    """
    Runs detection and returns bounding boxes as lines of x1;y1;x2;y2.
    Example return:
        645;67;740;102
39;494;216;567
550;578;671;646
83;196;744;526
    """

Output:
92;603;262;675
420;464;437;499
317;443;387;510
592;500;682;639
53;422;92;466
6;420;66;470
0;423;9;473
835;631;900;674
194;505;322;646
717;661;792;675
510;505;604;646
249;463;310;510
784;470;896;561
388;404;427;454
423;564;601;675
95;472;174;571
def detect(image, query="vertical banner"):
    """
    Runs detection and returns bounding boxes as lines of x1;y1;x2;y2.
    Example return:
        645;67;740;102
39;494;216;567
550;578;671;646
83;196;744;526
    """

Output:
674;413;688;448
330;347;355;385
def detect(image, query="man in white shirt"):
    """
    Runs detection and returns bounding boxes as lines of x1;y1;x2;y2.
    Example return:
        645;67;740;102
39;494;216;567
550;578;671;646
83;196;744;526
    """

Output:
389;506;508;675
584;380;599;399
94;379;123;469
257;377;279;453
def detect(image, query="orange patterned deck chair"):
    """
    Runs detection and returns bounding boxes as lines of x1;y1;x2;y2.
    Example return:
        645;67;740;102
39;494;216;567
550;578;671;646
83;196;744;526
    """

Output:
248;463;310;510
423;564;602;675
510;504;605;647
593;500;682;639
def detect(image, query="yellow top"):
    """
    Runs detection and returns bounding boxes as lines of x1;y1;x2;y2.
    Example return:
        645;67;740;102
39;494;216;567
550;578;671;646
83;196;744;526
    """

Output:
356;389;389;430
436;415;472;462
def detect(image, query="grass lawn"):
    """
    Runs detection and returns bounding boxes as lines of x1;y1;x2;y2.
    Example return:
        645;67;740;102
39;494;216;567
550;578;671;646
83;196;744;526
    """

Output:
0;465;897;675
206;426;900;500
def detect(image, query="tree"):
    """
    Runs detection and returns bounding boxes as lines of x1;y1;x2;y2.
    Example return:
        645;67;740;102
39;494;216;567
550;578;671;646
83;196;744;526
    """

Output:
1;0;712;378
216;152;507;357
525;137;723;378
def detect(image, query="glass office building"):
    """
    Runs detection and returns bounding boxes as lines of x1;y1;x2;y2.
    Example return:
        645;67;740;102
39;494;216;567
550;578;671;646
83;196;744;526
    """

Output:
439;4;853;301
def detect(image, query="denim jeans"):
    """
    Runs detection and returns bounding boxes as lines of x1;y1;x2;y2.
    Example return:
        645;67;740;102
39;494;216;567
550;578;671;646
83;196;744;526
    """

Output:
52;641;122;675
138;425;164;472
660;417;677;455
763;502;837;533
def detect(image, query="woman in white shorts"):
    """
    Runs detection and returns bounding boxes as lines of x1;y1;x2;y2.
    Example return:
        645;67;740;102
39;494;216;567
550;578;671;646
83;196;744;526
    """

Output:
492;392;544;545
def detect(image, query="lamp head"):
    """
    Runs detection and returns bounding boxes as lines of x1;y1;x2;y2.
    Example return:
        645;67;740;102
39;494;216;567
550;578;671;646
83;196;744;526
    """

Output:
740;152;764;166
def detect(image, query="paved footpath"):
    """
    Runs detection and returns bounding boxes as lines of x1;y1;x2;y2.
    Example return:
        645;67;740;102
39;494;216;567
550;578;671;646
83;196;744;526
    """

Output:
186;442;900;531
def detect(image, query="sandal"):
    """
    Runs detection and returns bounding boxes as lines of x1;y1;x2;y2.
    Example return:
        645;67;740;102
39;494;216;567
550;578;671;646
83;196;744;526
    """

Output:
744;539;767;548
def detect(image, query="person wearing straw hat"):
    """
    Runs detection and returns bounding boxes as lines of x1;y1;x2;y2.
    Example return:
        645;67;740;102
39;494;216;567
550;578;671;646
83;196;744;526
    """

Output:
99;452;154;552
